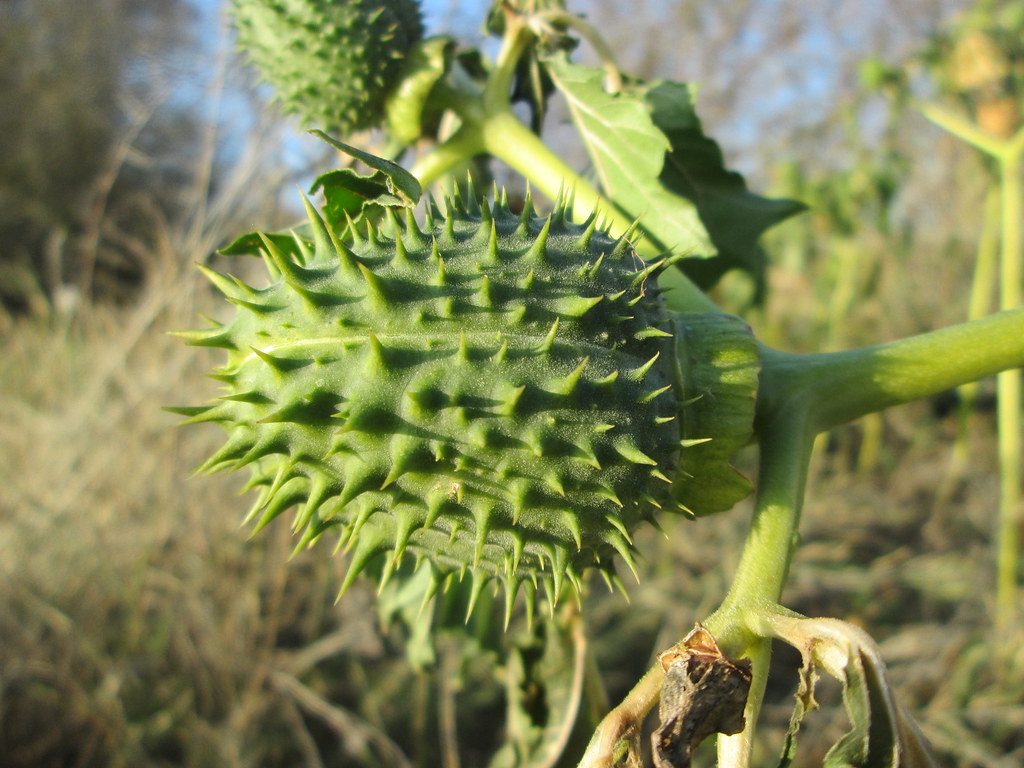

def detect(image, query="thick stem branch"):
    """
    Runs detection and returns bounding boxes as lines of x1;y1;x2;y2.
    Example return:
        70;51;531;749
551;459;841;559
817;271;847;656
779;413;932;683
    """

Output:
703;400;815;768
760;308;1024;435
408;125;486;189
484;9;533;116
576;663;663;768
699;305;1024;765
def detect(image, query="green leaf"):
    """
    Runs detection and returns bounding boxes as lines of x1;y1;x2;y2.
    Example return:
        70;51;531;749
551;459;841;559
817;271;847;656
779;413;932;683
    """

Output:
488;614;586;768
308;168;394;232
765;615;941;768
543;57;805;291
644;81;807;291
385;37;454;143
218;229;307;258
670;313;759;516
376;564;439;669
543;57;712;260
308;130;422;212
376;562;511;671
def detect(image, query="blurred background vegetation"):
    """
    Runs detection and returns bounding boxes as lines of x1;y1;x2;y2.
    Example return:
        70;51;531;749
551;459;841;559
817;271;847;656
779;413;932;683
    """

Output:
1;0;1022;765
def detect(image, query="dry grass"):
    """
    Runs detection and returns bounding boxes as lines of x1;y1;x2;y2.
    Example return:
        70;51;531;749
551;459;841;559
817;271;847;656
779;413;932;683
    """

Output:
0;115;436;765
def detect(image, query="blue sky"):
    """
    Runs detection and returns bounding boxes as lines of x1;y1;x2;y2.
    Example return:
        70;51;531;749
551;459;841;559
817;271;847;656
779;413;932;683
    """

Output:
189;0;491;43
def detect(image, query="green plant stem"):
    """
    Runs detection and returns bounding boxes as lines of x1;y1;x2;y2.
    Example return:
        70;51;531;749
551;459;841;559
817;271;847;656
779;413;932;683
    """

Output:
955;186;1001;444
707;411;813;643
704;396;815;768
762;308;1024;434
484;7;532;116
917;100;1024;635
408;124;487;188
576;661;663;768
699;307;1024;766
996;140;1023;633
917;102;1010;156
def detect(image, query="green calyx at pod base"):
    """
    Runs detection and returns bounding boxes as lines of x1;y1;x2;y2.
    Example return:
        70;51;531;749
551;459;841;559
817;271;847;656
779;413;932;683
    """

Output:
230;0;424;134
172;164;759;624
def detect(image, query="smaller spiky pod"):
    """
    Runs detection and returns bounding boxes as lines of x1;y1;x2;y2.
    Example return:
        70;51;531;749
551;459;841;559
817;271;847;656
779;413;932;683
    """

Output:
231;0;424;134
173;184;758;620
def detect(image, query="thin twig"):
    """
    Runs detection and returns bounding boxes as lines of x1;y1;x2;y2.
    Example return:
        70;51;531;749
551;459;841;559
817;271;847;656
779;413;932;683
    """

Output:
271;670;414;768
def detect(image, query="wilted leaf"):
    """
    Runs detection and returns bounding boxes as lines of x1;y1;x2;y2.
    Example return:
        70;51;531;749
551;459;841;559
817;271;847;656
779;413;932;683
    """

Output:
651;625;752;768
763;615;941;768
777;647;821;767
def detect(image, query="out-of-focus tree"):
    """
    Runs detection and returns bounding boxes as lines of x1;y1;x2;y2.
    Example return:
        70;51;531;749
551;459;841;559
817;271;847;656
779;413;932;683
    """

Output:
0;0;198;314
577;0;969;170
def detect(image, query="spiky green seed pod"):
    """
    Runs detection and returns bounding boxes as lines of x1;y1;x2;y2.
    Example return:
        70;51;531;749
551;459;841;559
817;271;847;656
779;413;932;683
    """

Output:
231;0;424;134
174;187;757;619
